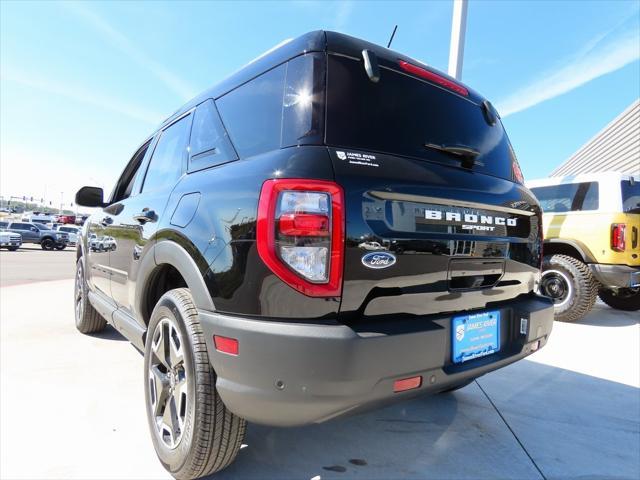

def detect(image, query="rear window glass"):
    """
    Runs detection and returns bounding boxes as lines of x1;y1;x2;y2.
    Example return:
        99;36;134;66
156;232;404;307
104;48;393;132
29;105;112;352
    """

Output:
621;180;640;213
325;55;516;180
216;64;286;158
530;182;599;212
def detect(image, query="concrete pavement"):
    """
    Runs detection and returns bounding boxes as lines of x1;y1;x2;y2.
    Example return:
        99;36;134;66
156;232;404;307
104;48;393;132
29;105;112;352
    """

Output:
0;244;76;287
1;280;638;479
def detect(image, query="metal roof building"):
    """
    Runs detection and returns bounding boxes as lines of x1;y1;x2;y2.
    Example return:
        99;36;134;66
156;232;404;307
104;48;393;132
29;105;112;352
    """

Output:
550;99;640;177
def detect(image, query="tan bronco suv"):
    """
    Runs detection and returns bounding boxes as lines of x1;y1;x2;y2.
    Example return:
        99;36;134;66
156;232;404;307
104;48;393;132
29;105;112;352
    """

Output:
527;172;640;321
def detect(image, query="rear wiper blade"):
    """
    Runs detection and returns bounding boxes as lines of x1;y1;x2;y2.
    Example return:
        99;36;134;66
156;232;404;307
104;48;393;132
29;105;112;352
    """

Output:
424;143;484;168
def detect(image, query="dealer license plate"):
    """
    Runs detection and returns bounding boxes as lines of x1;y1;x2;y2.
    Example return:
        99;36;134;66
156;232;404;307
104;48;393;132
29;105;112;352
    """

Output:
452;311;500;364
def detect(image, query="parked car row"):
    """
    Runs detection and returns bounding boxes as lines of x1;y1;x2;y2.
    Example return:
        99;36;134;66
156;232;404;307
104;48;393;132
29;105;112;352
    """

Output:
0;221;70;250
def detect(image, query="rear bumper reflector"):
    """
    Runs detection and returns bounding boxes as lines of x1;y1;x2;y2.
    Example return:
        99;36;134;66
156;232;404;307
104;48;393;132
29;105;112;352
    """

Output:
393;376;422;393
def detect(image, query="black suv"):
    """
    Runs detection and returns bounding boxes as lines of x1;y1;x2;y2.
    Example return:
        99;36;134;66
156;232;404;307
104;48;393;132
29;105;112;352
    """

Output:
75;31;554;479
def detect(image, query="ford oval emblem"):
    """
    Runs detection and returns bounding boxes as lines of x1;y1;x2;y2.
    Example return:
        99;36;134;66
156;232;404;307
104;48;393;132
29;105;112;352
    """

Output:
361;252;397;269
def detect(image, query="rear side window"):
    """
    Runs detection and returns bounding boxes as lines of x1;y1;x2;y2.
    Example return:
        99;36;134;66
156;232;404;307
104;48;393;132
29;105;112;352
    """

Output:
216;64;286;158
621;180;640;213
12;223;31;230
188;99;237;172
326;55;517;181
143;114;192;193
531;182;599;212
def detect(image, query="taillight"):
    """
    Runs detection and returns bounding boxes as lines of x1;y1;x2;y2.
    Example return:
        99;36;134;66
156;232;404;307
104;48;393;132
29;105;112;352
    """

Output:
611;224;626;252
512;159;524;184
398;60;469;97
257;179;344;297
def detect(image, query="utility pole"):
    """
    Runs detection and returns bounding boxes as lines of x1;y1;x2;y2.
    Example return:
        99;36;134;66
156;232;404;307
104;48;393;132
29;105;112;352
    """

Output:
448;0;468;81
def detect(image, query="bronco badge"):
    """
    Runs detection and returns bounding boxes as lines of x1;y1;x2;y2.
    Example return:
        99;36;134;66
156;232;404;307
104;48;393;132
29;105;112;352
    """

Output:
361;252;397;269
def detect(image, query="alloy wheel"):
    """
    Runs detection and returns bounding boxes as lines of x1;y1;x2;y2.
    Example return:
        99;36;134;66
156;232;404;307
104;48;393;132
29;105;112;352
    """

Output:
74;264;84;324
148;318;189;449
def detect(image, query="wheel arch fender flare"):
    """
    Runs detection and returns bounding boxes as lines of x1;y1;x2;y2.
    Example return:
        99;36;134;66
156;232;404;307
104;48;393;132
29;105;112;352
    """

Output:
544;238;596;264
135;240;215;326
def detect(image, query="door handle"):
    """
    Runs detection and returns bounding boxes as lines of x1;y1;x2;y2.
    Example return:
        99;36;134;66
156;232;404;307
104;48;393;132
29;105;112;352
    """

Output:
133;208;156;224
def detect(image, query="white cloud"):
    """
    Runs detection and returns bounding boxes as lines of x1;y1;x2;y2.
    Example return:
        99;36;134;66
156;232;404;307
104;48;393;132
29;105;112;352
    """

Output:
334;1;354;32
60;1;196;101
1;67;163;124
496;23;640;118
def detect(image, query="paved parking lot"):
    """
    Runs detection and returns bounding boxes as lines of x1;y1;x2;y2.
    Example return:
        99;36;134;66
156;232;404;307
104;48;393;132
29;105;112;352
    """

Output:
0;244;76;286
0;254;638;479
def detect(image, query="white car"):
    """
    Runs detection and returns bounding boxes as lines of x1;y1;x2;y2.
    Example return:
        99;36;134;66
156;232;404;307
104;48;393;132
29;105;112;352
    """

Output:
357;241;385;251
0;230;22;251
56;225;80;245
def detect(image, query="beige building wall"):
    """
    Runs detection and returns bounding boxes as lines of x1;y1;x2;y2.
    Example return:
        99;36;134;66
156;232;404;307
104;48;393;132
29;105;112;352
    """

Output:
551;99;640;177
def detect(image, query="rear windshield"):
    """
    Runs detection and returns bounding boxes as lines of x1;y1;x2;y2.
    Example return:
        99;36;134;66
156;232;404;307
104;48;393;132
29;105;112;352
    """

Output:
325;54;517;181
621;180;640;213
530;182;599;212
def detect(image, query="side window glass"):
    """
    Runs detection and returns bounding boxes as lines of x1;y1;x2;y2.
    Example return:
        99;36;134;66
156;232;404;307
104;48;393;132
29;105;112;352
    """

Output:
532;182;599;212
216;64;286;158
579;182;599;210
111;140;151;203
142;115;192;193
188;99;237;172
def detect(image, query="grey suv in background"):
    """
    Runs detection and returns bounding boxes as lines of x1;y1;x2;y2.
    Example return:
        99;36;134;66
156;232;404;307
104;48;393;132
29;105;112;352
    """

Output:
1;222;69;250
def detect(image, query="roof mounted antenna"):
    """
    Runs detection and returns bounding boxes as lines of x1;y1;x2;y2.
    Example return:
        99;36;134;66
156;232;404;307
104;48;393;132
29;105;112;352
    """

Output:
387;25;398;49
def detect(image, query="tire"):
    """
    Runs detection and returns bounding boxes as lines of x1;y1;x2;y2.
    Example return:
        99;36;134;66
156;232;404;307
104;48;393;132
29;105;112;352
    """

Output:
8;246;18;251
55;244;66;250
144;288;246;479
41;238;54;250
598;287;640;311
74;258;107;333
540;254;598;322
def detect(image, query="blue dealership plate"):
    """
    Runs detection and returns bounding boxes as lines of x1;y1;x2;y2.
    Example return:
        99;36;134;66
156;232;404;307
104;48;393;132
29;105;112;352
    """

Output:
452;311;500;364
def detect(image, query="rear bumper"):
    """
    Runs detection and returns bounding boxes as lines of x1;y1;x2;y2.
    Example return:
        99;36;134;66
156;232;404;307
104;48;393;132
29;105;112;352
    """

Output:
199;294;554;427
589;264;640;288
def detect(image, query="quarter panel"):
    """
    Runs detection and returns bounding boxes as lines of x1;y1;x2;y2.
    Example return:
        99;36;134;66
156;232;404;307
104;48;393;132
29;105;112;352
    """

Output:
161;146;340;319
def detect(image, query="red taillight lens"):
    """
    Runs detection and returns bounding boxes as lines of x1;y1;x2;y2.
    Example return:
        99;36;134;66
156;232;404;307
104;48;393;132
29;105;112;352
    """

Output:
398;60;468;97
213;335;239;355
512;159;524;184
393;376;422;393
279;213;329;236
611;224;626;252
257;179;344;297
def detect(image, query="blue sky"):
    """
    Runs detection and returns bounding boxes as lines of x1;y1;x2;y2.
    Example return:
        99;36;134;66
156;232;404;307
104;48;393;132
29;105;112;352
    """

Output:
1;0;639;209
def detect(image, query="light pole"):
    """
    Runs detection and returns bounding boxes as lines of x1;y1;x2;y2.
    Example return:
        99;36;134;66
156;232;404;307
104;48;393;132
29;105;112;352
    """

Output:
448;0;468;81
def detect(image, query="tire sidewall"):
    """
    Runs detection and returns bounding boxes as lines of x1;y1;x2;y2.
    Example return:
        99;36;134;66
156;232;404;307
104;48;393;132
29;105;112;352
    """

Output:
144;294;200;475
42;238;54;250
599;288;640;311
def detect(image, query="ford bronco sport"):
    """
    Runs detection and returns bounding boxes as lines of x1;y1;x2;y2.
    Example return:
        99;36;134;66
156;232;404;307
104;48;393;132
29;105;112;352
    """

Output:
528;172;640;321
74;31;554;479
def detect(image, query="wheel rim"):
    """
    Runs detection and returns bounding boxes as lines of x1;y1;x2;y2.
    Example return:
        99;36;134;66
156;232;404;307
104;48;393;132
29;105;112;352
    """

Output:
43;239;53;250
148;317;188;449
540;269;573;307
74;264;84;323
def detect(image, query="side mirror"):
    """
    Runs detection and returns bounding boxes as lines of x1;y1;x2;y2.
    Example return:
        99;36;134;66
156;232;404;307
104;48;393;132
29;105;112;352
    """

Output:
76;186;105;208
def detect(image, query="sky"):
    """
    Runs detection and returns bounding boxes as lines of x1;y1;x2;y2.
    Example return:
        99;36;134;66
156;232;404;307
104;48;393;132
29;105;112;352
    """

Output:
1;0;639;210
